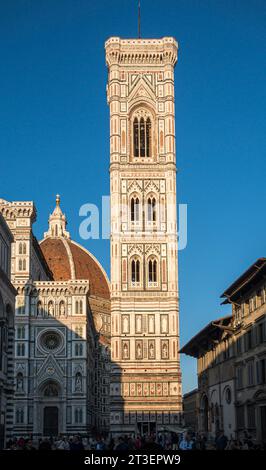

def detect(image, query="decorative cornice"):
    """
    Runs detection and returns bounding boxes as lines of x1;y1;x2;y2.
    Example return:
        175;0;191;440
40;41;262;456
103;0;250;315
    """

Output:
105;37;178;67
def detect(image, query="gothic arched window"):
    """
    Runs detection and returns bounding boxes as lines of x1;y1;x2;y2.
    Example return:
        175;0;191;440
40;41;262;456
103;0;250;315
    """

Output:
133;113;152;158
18;242;26;255
147;197;156;222
130;197;140;222
148;258;157;283
133;118;139;157
140;117;145;157
131;259;140;283
146;118;151;157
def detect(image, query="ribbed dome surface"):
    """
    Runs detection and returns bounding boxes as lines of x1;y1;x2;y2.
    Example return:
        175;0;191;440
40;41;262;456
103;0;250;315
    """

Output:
40;238;110;300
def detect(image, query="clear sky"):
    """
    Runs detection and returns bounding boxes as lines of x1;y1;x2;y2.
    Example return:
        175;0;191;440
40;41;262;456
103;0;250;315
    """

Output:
0;1;265;393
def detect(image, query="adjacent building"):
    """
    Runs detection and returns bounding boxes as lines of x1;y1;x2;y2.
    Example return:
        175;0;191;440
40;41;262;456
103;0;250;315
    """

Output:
183;389;198;432
181;258;266;444
0;212;16;449
0;197;111;438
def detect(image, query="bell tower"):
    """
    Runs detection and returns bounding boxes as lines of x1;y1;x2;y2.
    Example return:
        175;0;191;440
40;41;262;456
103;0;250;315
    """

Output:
105;37;182;435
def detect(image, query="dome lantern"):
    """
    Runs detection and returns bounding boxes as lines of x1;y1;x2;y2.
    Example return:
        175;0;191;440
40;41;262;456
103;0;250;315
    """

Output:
44;195;70;239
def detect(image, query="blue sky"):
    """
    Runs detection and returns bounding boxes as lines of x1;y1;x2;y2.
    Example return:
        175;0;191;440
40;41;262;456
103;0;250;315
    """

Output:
0;1;265;393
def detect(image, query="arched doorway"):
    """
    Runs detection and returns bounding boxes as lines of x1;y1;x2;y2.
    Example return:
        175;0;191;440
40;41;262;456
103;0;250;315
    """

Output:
41;381;61;437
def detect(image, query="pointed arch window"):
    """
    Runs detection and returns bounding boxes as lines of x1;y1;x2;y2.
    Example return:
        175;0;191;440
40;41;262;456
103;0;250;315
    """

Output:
131;259;140;283
133;114;152;158
147;197;156;222
130;197;140;222
18;258;26;271
18;259;24;271
19;242;26;255
146;118;151;157
148;258;157;284
140;117;145;157
133;118;139;157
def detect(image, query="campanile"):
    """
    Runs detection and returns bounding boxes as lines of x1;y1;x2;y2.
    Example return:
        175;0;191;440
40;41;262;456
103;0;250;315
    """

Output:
105;37;182;435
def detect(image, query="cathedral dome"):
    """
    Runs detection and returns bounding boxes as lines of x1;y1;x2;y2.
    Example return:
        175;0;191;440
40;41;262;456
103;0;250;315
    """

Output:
40;196;110;300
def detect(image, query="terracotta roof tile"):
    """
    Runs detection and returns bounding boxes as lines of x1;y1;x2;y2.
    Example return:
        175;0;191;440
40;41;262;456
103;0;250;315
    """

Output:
40;238;110;300
40;238;71;281
67;241;110;299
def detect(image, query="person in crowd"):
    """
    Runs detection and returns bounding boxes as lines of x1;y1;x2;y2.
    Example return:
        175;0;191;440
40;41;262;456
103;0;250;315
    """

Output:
179;432;193;450
215;430;228;450
39;438;52;450
5;430;261;451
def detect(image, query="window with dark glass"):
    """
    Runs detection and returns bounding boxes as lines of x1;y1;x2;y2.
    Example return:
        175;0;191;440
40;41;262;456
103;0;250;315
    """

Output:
148;259;157;283
133;118;139;157
132;259;140;283
133;115;152;158
139;118;145;157
146;118;151;157
131;197;139;222
147;197;156;222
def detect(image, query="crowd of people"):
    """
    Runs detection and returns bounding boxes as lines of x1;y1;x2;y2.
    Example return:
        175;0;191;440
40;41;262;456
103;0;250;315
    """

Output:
4;430;265;451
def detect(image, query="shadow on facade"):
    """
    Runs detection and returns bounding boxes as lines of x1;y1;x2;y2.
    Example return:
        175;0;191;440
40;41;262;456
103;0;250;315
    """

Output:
0;292;15;449
186;317;266;443
9;283;123;443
